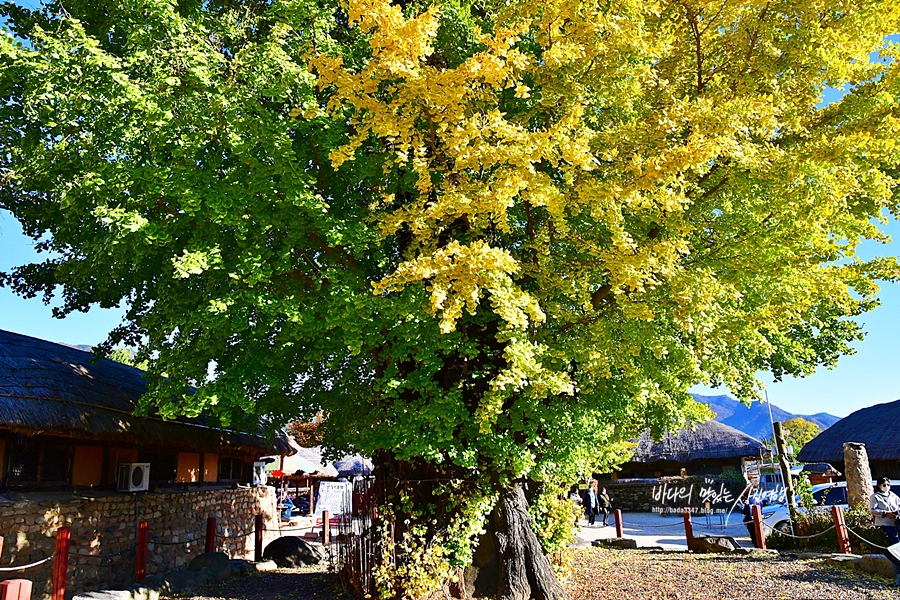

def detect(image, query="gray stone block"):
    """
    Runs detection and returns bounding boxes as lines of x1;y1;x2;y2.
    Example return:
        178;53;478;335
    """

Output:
859;554;897;578
823;555;861;570
688;535;739;554
188;552;232;582
592;537;638;549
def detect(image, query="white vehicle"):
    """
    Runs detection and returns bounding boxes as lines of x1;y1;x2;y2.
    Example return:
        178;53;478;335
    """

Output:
763;480;900;533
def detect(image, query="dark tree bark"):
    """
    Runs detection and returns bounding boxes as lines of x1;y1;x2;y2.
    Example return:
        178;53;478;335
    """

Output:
454;484;569;600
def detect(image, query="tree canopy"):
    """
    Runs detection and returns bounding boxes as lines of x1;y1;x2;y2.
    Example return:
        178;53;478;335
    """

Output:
3;0;900;595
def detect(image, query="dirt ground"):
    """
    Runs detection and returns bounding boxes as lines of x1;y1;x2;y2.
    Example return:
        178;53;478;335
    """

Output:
171;547;899;600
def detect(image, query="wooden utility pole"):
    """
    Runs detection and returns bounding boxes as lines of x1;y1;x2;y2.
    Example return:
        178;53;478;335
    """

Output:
773;422;797;516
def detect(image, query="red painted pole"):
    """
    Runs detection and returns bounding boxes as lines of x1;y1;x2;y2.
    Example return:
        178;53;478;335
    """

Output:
51;527;70;600
205;517;217;554
751;504;766;550
255;514;264;562
135;520;149;583
683;508;694;550
322;510;330;544
832;506;852;554
614;509;623;538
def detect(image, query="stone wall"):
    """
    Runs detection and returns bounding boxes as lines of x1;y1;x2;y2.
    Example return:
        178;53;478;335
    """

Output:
0;486;280;599
600;475;748;513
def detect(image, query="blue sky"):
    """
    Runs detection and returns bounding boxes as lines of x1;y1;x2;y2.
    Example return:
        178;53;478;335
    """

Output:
0;8;898;419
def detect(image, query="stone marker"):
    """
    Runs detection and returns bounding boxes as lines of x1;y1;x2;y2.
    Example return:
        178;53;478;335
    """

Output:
843;442;873;511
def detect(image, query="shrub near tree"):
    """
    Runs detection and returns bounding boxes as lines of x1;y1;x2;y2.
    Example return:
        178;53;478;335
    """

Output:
3;0;900;598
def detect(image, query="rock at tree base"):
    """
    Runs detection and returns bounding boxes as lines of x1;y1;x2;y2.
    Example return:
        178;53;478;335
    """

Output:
823;555;861;570
263;536;328;567
688;535;740;553
188;552;232;582
592;538;638;549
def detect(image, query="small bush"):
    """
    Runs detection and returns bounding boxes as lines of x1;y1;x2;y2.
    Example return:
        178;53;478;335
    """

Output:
766;506;889;553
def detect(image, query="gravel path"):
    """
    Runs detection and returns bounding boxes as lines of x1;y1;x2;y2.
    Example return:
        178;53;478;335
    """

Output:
569;547;898;600
170;548;898;600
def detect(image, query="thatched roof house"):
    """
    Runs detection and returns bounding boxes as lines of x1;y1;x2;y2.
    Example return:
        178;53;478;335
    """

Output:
0;328;290;489
614;420;765;478
797;399;900;480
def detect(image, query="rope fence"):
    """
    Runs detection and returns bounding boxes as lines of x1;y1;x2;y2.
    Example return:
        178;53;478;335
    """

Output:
846;526;889;550
0;555;54;572
763;523;837;540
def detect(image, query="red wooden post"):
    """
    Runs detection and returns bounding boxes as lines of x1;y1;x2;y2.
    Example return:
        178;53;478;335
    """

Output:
51;526;70;600
135;520;149;583
614;509;623;538
254;514;264;562
1;580;33;600
751;504;767;550
832;505;852;554
205;517;217;553
322;510;330;544
682;508;694;549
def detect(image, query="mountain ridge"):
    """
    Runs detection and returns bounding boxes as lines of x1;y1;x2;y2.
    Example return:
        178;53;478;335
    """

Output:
692;394;841;440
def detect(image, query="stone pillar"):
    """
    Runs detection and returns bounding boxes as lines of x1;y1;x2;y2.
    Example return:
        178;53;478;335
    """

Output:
843;442;872;510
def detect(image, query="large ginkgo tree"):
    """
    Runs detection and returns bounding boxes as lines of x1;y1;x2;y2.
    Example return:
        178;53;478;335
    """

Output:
2;0;900;597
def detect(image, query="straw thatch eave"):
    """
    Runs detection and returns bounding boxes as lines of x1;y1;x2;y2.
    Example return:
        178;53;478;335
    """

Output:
628;419;765;464
0;329;291;454
797;399;900;463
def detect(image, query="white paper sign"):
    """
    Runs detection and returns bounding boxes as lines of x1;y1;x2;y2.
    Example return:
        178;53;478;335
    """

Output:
316;481;352;518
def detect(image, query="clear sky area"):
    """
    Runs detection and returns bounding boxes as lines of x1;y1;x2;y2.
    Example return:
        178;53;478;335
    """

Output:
0;6;898;420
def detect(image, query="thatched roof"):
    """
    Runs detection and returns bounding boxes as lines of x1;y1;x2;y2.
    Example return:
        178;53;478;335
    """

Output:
0;329;291;454
797;399;900;463
629;419;765;463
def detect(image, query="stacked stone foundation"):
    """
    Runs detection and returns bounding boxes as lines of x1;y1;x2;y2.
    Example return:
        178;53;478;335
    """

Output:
0;486;279;599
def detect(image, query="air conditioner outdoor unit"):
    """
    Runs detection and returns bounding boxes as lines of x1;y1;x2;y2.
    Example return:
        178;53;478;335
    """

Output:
117;463;150;492
252;461;267;487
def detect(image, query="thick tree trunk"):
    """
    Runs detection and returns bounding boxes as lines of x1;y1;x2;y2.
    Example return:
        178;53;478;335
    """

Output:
454;484;569;600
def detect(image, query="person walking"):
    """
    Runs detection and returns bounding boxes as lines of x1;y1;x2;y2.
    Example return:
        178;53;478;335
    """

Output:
583;480;599;527
598;487;612;527
869;477;900;586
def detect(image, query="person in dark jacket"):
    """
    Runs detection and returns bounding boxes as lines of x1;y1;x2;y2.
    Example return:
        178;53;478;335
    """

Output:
583;480;599;527
598;487;612;527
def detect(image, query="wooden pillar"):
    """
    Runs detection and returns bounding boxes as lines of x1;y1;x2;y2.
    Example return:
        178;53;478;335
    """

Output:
308;481;314;516
255;514;264;562
135;520;148;582
773;422;796;516
751;504;766;549
614;509;623;538
51;527;70;600
205;517;217;553
322;510;330;544
683;508;693;549
832;506;852;554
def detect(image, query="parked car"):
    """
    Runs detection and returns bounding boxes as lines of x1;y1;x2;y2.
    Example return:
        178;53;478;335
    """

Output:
763;480;900;533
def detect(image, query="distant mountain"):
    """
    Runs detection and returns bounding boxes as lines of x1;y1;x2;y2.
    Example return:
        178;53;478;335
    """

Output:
692;394;841;441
